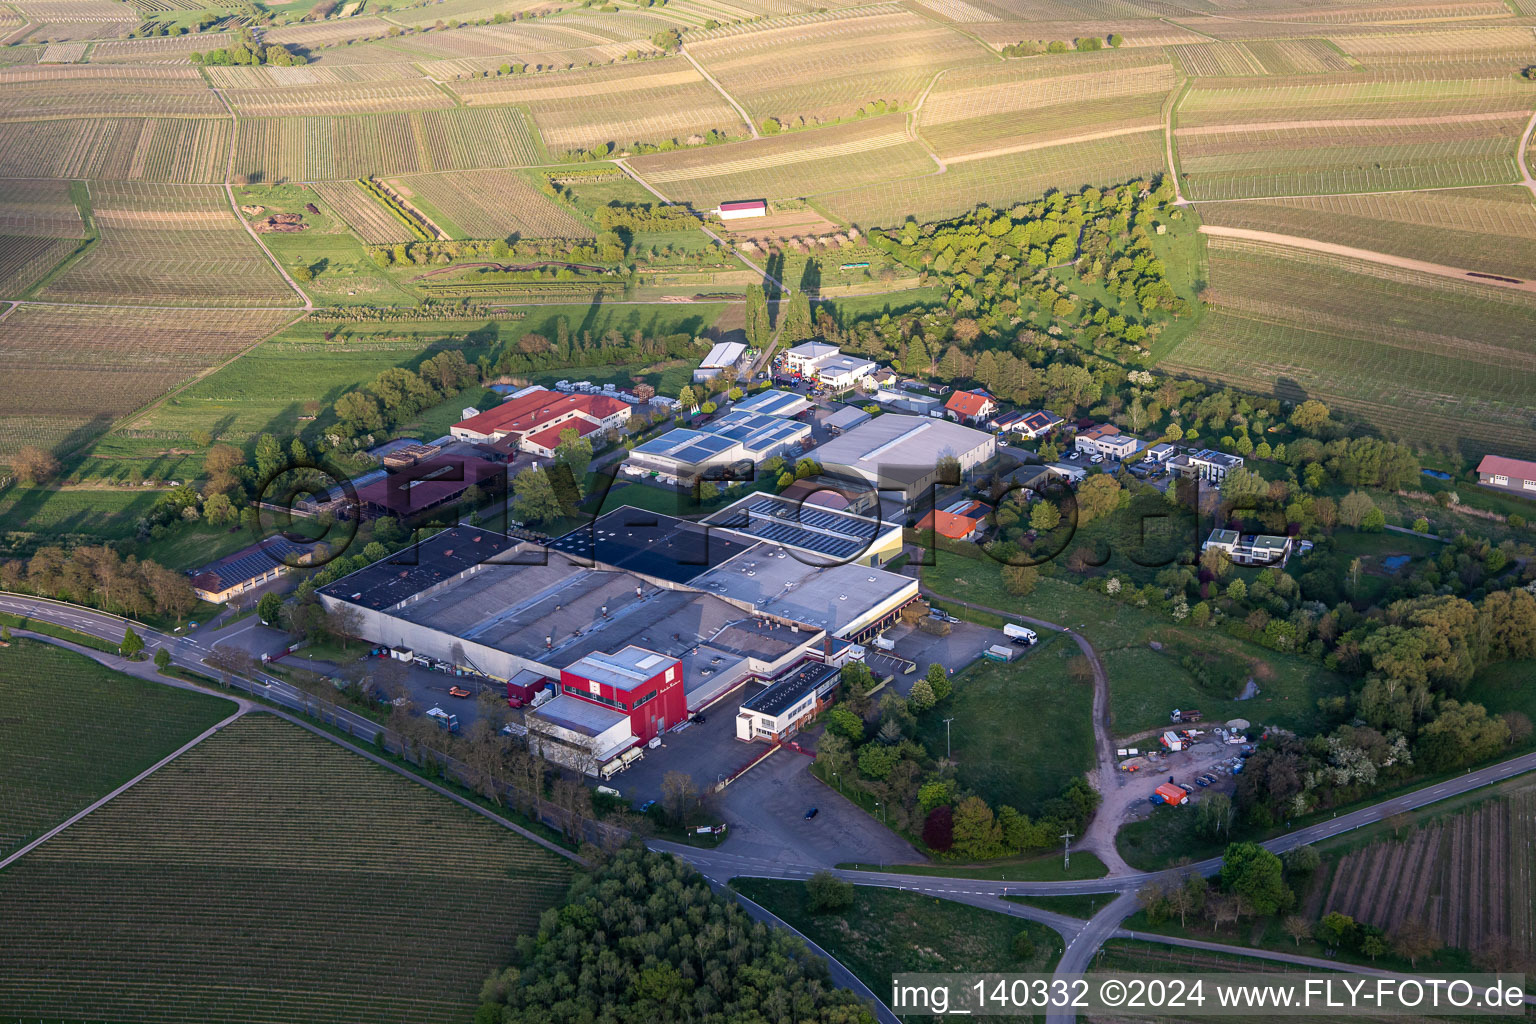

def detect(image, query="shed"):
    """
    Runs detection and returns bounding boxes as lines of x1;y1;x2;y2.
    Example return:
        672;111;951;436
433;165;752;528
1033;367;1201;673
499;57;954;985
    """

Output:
1154;782;1187;806
1160;730;1183;751
823;404;872;435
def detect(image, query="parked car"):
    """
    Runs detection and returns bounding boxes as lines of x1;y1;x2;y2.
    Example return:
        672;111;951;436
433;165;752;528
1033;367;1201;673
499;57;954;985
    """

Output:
804;807;819;819
1195;777;1210;787
690;713;706;725
1066;451;1080;460
1090;454;1105;464
999;439;1010;447
1179;783;1194;794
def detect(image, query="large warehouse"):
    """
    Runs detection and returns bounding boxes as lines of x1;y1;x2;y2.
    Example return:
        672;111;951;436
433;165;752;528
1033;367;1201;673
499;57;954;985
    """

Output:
812;413;996;502
319;511;921;770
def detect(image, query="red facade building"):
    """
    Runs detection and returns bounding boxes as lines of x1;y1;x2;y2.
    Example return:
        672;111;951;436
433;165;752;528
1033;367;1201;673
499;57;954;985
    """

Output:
558;646;687;744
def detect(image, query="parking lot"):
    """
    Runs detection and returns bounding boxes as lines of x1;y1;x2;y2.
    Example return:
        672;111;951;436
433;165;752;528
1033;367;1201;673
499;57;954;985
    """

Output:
862;618;1009;694
603;681;772;803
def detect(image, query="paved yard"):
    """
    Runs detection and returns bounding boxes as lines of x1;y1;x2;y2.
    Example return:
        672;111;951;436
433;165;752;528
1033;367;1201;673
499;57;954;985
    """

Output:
609;682;770;803
866;620;994;695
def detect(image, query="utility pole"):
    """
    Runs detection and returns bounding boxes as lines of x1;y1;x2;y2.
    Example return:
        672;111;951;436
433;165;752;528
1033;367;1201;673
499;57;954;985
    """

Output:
1060;828;1074;871
943;717;955;761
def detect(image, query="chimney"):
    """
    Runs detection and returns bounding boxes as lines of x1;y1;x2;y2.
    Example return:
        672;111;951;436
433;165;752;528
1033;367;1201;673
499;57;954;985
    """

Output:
823;634;831;656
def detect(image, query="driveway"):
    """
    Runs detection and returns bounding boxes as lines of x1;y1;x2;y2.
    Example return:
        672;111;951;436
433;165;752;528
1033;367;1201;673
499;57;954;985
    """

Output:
869;620;993;694
711;740;923;869
611;688;768;802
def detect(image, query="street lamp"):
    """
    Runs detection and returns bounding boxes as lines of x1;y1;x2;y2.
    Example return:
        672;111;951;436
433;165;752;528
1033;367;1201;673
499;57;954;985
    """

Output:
943;717;955;761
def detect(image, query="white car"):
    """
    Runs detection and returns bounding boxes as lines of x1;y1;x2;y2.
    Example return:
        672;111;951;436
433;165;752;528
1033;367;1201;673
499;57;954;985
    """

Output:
1090;454;1105;464
999;439;1010;447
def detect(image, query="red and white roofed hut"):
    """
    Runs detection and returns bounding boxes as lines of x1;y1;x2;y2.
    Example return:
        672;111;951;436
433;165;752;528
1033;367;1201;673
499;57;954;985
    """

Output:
716;200;767;221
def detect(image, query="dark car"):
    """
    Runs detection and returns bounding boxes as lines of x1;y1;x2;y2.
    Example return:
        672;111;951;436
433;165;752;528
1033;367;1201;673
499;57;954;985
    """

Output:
1195;777;1210;787
690;713;706;725
804;807;819;819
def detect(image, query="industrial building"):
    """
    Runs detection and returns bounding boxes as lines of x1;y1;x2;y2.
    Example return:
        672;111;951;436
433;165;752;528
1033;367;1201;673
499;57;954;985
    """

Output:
318;509;922;771
702;492;904;567
626;409;811;484
733;388;811;418
449;387;630;454
693;340;749;383
188;535;315;604
780;341;876;392
812;413;996;502
735;661;842;743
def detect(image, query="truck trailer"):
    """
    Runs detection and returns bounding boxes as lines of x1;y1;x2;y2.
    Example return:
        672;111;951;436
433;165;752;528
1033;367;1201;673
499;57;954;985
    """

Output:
982;644;1016;662
1003;623;1038;646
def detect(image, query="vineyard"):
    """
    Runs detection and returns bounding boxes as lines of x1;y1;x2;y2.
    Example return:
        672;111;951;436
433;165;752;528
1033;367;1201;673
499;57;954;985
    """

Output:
310;179;421;243
0;64;222;120
39;182;298;307
817;128;1165;228
233;107;543;183
1197;187;1536;281
0;303;295;459
1159;238;1536;460
0;714;574;1024
686;6;994;124
0;117;229;182
0;177;84;237
0;235;76;297
974;18;1205;50
1306;779;1536;956
220;78;456;118
452;56;743;153
391;170;593;240
630;113;936;209
917;54;1177;159
1175;74;1532;199
0;639;237;861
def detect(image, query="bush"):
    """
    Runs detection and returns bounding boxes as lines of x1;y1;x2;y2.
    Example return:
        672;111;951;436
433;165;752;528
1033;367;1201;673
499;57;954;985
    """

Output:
806;870;855;912
923;805;954;851
1012;931;1036;960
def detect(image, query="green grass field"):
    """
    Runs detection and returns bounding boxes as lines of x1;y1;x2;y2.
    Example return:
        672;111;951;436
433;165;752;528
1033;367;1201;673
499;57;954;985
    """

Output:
916;636;1095;814
0;638;236;860
731;878;1063;990
0;713;573;1024
920;553;1349;740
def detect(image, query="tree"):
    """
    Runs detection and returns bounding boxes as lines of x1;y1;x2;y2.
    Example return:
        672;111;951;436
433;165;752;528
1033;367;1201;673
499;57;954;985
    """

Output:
1282;845;1320;875
1339;490;1377;528
908;676;937;711
1076;474;1122;524
1195;793;1233;840
1029;501;1061;532
1001;564;1038;596
1361;933;1389;960
1012;931;1036;961
926;662;952;701
120;625;144;659
1390;918;1440;967
511;467;564;524
1219;841;1290;916
923;805;954;850
257;591;283;626
1416;699;1509;770
1282;915;1311;946
12;445;59;485
153;646;172;671
659;770;698;823
806;870;855;912
1289;399;1331;431
744;283;770;348
951;796;1004;860
553;428;594;487
1315;911;1357;949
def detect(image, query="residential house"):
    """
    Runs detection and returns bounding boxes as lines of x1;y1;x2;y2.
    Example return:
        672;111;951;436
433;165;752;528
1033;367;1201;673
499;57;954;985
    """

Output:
1046;462;1087;485
1075;424;1142;461
945;389;998;426
1145;441;1178;463
1476;455;1536;496
1015;410;1063;440
1202;528;1292;567
1168;448;1244;483
450;387;629;452
988;408;1028;434
915;505;986;542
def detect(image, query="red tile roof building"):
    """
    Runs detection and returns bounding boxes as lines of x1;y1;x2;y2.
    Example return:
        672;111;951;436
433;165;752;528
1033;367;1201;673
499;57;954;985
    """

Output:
915;508;983;541
450;388;629;455
1477;454;1536;496
944;389;997;424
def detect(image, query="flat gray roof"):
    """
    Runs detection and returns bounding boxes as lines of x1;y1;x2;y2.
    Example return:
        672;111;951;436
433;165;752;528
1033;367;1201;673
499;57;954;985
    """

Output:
813;414;993;475
531;693;629;737
703;492;898;562
691;546;916;635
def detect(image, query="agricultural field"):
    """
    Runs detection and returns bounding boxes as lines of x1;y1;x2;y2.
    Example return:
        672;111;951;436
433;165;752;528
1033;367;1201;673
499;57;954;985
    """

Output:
1159;237;1536;460
0;713;574;1024
687;6;994;126
216;73;456;118
1333;26;1536;66
0;235;77;296
1175;74;1533;199
233;106;543;183
916;50;1177;160
38;181;298;306
0;303;296;460
451;56;743;154
0;638;237;861
260;15;397;50
975;19;1206;50
817;128;1165;228
1196;186;1536;281
0;177;85;237
0;117;229;182
0;64;221;119
1301;778;1536;958
389;170;592;239
87;30;242;62
309;179;420;243
629;113;936;210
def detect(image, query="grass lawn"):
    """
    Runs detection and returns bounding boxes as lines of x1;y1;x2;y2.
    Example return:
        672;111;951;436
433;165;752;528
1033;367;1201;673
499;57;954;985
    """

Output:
1006;892;1116;919
840;850;1108;882
0;486;158;553
1465;659;1536;724
0;714;574;1024
0;638;236;859
915;636;1095;815
921;552;1350;739
730;878;1063;991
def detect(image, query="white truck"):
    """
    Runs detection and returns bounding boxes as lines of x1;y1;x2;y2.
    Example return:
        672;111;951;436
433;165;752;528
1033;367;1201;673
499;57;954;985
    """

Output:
872;636;897;652
1004;623;1038;646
